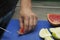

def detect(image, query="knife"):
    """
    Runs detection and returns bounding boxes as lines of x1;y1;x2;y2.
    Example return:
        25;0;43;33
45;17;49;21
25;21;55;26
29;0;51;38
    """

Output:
0;27;11;34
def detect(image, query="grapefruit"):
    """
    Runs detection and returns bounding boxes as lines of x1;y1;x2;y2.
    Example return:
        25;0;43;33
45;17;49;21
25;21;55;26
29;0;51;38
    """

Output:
39;28;54;40
39;28;52;38
18;27;24;35
50;27;60;39
47;14;60;26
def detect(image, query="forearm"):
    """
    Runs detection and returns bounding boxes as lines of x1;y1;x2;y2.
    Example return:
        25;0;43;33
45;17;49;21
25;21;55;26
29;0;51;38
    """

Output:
20;0;32;10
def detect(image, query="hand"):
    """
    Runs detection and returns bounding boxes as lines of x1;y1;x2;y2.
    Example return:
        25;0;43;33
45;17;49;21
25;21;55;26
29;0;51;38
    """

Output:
18;9;38;35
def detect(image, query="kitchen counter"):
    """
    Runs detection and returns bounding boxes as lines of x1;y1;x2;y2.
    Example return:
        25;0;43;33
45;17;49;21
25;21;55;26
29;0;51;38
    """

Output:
12;1;60;20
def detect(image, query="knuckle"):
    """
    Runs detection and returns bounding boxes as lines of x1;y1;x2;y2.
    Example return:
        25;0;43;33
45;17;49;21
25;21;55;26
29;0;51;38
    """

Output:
34;24;36;26
29;24;33;27
25;24;28;27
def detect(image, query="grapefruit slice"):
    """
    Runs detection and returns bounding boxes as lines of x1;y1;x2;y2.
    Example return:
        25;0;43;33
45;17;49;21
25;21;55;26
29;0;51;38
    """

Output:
39;28;52;38
39;28;54;40
18;27;24;35
50;27;60;39
47;14;60;26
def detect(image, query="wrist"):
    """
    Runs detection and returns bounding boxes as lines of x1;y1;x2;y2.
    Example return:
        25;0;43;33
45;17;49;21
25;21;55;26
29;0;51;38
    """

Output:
20;8;32;12
20;7;32;10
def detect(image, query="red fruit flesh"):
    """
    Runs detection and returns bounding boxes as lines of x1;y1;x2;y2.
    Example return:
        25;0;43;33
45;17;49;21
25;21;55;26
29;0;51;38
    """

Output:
47;14;60;25
18;27;24;35
20;28;24;33
48;14;60;22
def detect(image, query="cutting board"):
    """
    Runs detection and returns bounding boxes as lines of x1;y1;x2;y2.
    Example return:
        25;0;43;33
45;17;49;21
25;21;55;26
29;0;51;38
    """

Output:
1;19;53;40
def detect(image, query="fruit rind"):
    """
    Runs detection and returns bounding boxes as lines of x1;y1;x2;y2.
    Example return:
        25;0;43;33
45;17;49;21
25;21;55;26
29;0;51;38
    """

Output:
39;28;51;38
50;27;60;39
45;36;54;40
47;14;60;26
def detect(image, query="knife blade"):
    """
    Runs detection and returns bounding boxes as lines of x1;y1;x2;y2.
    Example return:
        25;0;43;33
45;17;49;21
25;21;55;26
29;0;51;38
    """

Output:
0;27;11;34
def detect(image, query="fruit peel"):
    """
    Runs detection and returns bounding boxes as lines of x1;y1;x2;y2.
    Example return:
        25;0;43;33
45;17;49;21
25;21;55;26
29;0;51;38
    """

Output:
47;14;60;26
39;28;52;38
52;32;60;39
45;36;54;40
50;27;60;39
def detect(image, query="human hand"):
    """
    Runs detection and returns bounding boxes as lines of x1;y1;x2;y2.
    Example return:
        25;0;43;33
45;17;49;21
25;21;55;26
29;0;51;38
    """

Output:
18;9;38;35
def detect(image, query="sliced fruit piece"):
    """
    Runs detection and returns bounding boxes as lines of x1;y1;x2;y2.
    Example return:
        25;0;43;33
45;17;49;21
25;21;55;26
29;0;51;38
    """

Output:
39;28;52;38
47;14;60;26
52;32;60;39
50;27;60;32
50;27;60;39
45;36;54;40
18;27;24;35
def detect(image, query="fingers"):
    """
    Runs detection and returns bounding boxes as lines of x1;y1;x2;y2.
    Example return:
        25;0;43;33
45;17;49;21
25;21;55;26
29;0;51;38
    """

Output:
27;15;38;32
24;17;29;33
19;17;24;28
33;16;38;29
19;15;38;34
19;17;24;34
29;16;33;31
